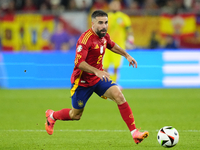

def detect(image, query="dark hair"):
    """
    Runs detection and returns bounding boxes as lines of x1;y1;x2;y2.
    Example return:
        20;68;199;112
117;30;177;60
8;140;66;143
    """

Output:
91;10;108;19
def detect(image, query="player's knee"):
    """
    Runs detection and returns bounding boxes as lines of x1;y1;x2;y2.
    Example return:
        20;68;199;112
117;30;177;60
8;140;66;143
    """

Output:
114;91;126;105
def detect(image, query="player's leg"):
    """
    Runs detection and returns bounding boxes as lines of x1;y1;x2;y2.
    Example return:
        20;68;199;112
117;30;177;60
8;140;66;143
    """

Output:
112;53;122;83
103;49;112;73
95;80;135;131
103;85;149;144
52;107;84;120
45;85;93;135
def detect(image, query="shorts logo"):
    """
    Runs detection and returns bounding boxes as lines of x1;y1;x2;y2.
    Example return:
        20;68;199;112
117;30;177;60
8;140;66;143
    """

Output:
78;100;84;107
77;45;82;52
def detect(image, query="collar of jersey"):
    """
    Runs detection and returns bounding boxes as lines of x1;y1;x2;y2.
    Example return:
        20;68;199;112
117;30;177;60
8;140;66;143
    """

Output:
90;28;99;38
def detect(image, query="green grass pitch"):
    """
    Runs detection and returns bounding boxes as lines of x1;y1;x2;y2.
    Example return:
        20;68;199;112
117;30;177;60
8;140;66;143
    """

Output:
0;88;200;150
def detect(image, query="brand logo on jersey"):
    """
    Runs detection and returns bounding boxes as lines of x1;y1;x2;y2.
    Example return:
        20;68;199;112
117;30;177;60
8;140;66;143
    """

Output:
100;46;104;54
94;44;99;49
77;45;82;52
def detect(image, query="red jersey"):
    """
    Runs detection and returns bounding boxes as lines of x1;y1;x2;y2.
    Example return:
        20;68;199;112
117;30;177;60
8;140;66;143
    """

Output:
71;28;115;87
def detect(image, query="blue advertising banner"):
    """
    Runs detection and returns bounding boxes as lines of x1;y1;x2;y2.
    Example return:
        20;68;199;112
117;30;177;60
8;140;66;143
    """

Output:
0;52;75;88
0;50;200;89
118;50;200;88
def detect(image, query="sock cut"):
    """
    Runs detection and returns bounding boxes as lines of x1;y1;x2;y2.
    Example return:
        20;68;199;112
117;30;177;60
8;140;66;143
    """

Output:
53;108;72;121
118;102;136;132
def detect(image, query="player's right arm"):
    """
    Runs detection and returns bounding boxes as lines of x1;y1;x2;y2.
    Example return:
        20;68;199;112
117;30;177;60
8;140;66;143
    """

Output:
75;41;110;81
78;61;110;82
106;33;137;68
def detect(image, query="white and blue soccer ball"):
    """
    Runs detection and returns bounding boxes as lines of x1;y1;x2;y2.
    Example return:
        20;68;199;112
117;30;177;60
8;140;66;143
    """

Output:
157;126;179;148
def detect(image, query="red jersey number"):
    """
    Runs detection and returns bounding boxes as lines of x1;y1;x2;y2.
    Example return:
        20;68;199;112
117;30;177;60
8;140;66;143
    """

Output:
97;55;102;64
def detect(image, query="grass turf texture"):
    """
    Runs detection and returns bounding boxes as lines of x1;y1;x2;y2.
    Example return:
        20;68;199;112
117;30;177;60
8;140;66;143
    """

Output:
0;88;200;150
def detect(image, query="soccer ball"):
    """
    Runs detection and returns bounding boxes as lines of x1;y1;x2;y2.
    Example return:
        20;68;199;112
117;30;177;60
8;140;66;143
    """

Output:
157;126;179;148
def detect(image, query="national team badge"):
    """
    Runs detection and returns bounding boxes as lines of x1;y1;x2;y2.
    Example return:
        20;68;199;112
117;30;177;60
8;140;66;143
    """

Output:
104;40;106;46
100;46;103;54
77;45;82;52
78;100;84;107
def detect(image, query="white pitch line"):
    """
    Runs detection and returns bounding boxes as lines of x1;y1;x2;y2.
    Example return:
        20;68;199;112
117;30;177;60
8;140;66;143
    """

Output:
0;129;127;132
0;129;200;132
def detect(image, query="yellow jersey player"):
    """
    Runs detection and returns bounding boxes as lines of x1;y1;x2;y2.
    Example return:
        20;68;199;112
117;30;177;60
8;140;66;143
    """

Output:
103;0;134;84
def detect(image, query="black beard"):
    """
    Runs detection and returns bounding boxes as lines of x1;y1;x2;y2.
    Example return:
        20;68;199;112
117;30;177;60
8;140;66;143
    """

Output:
96;29;107;38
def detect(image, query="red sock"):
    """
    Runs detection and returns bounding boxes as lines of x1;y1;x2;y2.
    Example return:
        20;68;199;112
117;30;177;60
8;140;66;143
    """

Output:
53;109;72;121
118;102;136;131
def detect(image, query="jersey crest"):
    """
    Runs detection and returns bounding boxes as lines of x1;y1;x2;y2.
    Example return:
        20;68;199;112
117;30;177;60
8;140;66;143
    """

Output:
100;46;104;54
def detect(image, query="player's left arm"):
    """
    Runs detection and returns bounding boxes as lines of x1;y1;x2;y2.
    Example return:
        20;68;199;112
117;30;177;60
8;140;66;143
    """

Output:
110;44;137;68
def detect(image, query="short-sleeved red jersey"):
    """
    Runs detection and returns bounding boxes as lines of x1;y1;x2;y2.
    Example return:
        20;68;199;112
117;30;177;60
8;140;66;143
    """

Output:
71;28;115;87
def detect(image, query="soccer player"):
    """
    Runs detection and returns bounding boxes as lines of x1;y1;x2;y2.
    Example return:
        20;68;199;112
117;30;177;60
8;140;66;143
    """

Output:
103;0;134;83
45;10;149;144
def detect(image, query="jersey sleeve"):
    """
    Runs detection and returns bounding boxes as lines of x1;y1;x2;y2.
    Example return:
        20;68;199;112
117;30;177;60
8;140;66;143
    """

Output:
105;33;115;50
74;41;89;68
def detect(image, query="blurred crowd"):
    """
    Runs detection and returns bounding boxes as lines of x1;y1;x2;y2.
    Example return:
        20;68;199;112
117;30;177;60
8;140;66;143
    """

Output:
0;0;200;51
0;0;199;15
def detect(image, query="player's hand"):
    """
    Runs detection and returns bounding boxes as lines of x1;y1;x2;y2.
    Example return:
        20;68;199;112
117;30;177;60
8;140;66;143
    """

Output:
127;55;137;68
95;70;110;82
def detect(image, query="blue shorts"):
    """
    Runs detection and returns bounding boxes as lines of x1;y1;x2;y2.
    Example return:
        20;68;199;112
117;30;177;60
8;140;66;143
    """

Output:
71;79;117;109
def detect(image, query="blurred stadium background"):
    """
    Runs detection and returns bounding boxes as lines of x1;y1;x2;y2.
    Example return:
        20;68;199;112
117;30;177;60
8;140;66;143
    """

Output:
1;1;200;149
0;0;200;89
